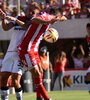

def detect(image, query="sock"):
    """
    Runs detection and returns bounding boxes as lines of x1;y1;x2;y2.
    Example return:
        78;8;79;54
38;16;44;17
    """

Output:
34;75;49;100
15;87;23;100
36;75;43;99
88;84;90;93
1;87;9;100
37;97;43;100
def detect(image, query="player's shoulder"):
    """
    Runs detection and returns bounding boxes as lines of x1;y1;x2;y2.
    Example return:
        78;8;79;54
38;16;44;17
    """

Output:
39;12;50;20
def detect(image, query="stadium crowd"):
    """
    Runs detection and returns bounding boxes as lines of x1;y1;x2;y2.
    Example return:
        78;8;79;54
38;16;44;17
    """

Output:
0;0;90;19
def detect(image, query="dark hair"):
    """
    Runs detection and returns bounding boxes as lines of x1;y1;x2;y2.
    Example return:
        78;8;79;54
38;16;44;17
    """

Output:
59;52;63;57
86;23;90;28
49;7;62;15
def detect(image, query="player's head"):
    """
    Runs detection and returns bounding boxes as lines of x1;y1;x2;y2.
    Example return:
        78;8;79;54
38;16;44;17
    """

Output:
86;23;90;36
49;7;62;18
25;2;41;18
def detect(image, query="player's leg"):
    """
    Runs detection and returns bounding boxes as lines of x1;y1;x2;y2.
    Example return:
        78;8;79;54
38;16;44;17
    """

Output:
1;53;13;100
30;63;52;100
12;73;23;100
1;72;11;100
27;49;52;100
12;58;23;100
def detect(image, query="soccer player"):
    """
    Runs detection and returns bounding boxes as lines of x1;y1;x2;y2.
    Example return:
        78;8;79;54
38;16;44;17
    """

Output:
0;2;40;100
17;7;67;100
85;23;90;94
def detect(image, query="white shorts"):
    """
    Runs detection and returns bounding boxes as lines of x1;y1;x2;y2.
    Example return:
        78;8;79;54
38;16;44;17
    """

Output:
1;52;24;75
87;67;90;73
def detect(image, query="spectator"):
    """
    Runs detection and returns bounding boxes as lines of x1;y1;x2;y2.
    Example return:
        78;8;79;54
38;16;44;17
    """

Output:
71;0;81;19
61;0;75;19
10;7;17;17
71;45;85;69
80;5;89;18
86;1;90;13
72;0;81;9
39;46;53;90
79;0;90;9
46;0;59;13
52;51;67;91
0;1;11;14
40;1;46;13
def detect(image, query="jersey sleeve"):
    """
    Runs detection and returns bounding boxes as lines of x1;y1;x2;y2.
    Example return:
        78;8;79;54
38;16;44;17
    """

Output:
11;16;18;25
39;12;51;21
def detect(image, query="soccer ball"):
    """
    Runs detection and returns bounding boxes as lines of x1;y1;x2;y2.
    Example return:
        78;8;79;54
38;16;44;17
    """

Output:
44;28;59;43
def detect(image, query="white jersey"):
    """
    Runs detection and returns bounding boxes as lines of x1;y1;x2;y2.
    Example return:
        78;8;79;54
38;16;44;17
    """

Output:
87;67;90;73
1;16;29;74
7;16;26;52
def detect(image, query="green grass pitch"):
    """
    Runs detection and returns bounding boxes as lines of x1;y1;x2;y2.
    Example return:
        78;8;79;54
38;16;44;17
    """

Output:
2;90;90;100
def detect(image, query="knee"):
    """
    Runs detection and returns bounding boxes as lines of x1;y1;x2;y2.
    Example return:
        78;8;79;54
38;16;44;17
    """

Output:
1;73;10;86
12;75;21;88
12;79;20;88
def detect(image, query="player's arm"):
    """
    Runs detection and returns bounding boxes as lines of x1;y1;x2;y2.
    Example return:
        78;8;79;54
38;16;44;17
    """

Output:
2;19;14;31
56;16;67;22
0;9;14;30
6;16;28;30
31;16;58;25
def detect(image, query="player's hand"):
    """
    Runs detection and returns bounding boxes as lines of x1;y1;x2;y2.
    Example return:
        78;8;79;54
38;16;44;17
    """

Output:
50;18;58;24
0;9;6;19
30;66;41;78
6;16;17;21
59;16;67;21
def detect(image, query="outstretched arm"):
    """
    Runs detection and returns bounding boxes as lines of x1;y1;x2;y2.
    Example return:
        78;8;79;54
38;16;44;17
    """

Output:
31;15;67;25
56;16;67;22
6;16;28;30
0;9;14;31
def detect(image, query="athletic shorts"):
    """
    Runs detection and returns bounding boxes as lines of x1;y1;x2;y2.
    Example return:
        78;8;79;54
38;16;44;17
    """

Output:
1;52;24;75
18;50;40;70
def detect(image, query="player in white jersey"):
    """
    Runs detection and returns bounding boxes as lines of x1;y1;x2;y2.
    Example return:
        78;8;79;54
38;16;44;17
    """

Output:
0;2;40;100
